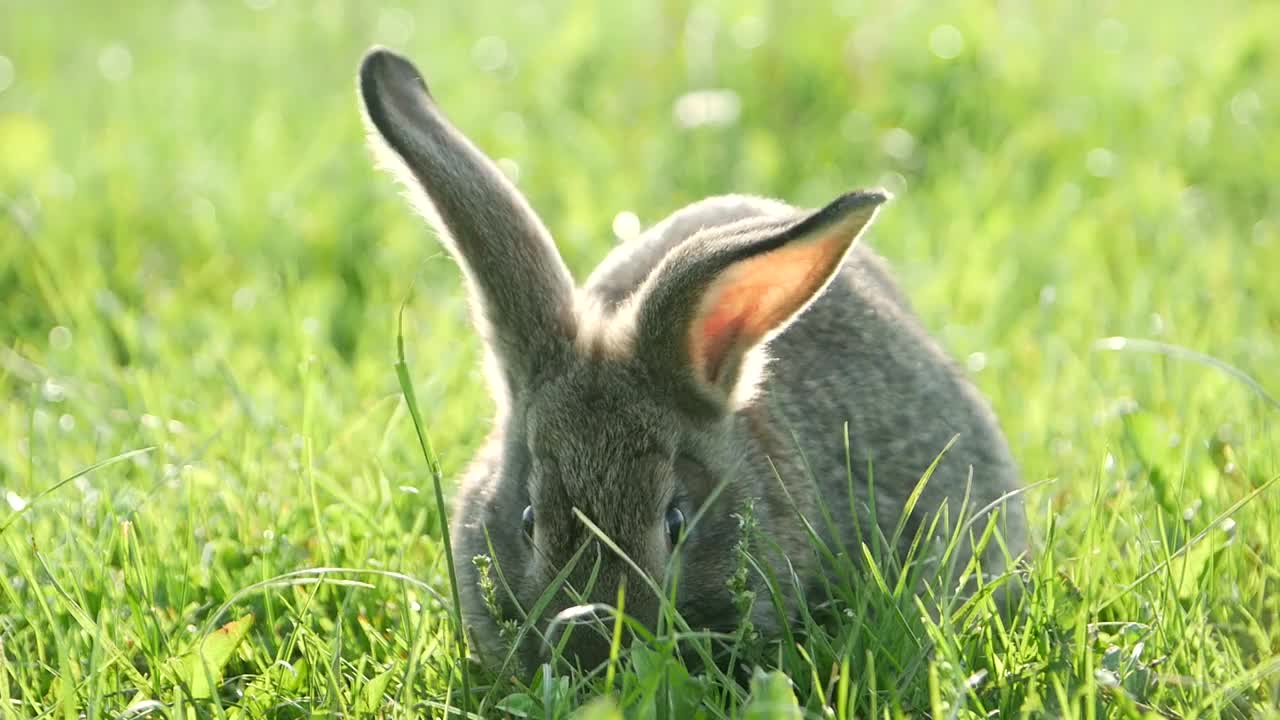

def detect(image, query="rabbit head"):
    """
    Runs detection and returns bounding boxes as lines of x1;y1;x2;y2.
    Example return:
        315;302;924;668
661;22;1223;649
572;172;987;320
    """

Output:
357;48;893;673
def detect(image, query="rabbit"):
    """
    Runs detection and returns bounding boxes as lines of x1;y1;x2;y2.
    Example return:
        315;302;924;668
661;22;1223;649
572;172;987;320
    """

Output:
356;46;1027;675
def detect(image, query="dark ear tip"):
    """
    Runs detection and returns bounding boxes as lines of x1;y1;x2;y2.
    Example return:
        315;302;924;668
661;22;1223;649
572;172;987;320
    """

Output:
801;188;889;231
358;45;431;101
835;188;893;211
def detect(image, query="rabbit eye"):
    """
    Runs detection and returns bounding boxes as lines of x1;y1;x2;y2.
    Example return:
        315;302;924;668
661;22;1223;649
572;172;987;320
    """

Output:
521;505;535;539
665;505;685;546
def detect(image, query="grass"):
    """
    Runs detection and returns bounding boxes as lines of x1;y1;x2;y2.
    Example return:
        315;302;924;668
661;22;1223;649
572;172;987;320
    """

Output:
2;0;1279;717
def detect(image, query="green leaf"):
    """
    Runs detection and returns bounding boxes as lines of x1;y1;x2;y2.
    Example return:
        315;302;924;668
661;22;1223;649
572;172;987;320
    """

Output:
743;669;802;720
184;613;254;699
497;692;540;718
228;657;310;720
1168;534;1216;600
357;666;396;714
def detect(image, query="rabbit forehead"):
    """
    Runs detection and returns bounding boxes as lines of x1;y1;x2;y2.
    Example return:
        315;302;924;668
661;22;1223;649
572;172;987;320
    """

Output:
527;363;676;460
525;363;679;510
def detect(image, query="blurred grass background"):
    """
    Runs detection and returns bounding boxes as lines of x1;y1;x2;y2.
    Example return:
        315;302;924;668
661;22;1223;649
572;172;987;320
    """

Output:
2;0;1279;717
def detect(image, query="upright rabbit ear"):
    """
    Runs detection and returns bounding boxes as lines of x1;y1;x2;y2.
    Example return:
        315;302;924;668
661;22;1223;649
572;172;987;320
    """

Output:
358;47;577;394
631;190;890;410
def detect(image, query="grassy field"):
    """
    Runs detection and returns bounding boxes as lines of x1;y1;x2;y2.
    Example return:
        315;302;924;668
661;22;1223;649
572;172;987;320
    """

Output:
2;0;1279;717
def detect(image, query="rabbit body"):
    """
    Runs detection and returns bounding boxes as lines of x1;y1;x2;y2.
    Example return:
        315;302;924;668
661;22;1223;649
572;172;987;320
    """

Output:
585;193;1024;618
357;48;1026;674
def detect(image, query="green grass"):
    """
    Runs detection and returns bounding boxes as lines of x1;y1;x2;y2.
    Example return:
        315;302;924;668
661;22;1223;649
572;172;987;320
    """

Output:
2;0;1279;717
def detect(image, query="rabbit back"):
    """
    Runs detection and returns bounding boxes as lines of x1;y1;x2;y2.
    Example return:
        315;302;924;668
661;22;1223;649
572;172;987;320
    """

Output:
762;253;1026;579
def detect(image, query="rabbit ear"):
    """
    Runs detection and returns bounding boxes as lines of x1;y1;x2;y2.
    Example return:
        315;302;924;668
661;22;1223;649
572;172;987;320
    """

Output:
632;190;889;409
358;47;576;392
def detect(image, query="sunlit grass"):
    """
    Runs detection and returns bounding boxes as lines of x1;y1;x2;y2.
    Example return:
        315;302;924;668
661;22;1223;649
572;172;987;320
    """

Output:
2;0;1278;717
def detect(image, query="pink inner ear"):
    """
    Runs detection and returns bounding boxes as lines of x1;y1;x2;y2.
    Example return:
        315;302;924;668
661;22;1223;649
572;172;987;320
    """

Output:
688;232;846;386
692;280;756;384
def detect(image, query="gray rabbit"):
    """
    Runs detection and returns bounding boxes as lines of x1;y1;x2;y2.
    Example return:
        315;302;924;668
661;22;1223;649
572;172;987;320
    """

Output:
356;47;1026;674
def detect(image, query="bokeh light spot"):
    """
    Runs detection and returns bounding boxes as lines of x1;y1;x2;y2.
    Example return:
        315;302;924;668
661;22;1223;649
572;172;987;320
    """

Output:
1086;148;1115;177
98;44;133;83
612;211;641;242
929;25;964;60
0;56;14;93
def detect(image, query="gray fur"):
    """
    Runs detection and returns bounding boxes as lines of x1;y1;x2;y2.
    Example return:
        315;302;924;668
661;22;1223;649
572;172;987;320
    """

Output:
583;194;793;310
357;47;1027;674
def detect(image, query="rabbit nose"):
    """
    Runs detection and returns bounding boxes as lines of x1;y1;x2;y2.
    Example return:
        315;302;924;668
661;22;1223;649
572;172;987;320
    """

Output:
544;603;617;671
